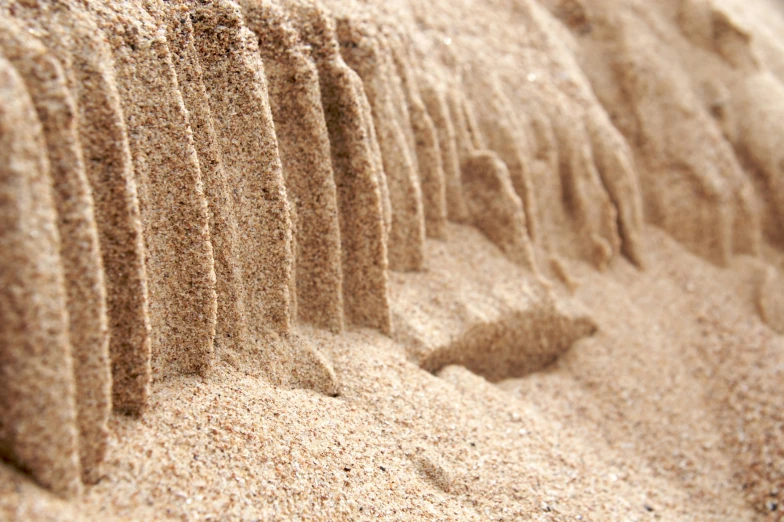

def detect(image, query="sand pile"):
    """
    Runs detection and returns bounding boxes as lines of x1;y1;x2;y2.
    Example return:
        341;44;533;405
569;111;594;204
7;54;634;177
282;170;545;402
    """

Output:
0;0;782;520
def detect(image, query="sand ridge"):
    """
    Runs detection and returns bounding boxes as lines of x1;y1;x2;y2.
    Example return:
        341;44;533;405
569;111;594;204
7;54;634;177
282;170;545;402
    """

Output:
3;0;154;426
241;0;346;333
149;0;252;361
335;9;427;272
385;28;449;240
0;17;111;485
86;0;218;383
0;55;81;498
287;0;393;333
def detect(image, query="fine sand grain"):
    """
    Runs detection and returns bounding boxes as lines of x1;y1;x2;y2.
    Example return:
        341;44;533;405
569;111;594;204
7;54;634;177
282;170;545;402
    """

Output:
0;17;111;485
242;0;346;333
87;0;218;382
0;0;783;520
4;0;153;417
0;56;81;498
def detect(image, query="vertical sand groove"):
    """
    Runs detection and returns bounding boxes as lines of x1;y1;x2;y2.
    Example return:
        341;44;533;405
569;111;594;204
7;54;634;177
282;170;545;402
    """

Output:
5;1;152;416
0;18;110;485
420;75;469;223
447;87;478;166
0;0;781;513
148;0;251;360
675;0;766;253
386;30;448;239
467;71;540;245
188;0;293;337
158;0;338;394
241;0;345;333
730;72;784;247
556;0;760;265
336;15;426;271
458;90;487;151
552;114;620;269
377;33;419;175
461;151;536;268
585;108;647;267
0;58;81;497
614;20;742;266
87;1;218;380
355;74;393;237
288;0;391;333
521;95;573;256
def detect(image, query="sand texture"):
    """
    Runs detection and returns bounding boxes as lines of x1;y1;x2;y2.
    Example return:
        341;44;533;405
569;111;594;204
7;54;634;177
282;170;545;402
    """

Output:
385;30;448;240
152;0;252;362
86;0;218;382
287;0;392;333
189;0;294;337
461;151;537;269
0;17;111;485
0;55;81;498
335;10;427;272
420;74;466;227
0;0;783;520
241;0;345;333
3;0;154;417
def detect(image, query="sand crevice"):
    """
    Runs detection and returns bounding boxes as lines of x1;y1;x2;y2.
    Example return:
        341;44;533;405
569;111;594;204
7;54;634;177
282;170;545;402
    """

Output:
189;0;294;339
385;29;448;240
460;151;537;270
420;75;468;224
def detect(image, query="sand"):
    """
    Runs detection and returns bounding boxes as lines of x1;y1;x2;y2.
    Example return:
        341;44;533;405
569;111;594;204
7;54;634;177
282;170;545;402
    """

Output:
0;16;111;485
0;54;81;499
420;74;467;227
287;0;392;333
3;0;154;416
240;0;346;333
460;151;537;269
0;0;783;520
86;0;218;382
334;7;427;272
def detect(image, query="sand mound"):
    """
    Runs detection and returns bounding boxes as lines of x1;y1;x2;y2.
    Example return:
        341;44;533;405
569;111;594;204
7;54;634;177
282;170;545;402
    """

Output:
0;0;782;520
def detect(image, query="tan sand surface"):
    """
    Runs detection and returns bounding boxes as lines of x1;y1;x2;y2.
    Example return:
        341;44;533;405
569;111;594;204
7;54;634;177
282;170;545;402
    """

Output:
1;0;783;520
